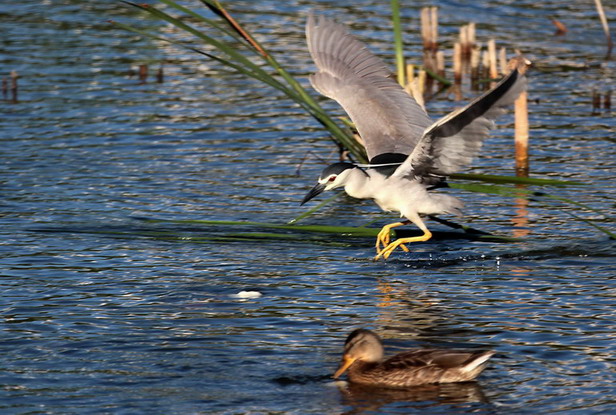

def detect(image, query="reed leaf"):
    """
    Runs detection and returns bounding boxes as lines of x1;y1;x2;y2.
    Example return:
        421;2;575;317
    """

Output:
450;183;614;238
140;218;518;243
422;66;452;86
287;193;344;224
120;0;366;161
450;173;585;186
116;1;611;239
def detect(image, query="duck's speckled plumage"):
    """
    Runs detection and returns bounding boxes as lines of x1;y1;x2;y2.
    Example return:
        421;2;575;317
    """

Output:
334;329;494;388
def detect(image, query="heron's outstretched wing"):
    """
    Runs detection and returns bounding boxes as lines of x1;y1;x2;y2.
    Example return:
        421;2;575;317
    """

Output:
306;14;432;161
393;57;530;178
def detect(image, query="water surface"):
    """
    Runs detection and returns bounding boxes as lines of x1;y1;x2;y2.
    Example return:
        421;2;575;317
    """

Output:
1;1;615;414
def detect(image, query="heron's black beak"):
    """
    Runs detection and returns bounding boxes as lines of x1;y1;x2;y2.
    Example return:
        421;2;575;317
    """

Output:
300;183;326;206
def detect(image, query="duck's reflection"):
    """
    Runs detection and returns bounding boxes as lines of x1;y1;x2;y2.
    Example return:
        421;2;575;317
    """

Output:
337;380;488;414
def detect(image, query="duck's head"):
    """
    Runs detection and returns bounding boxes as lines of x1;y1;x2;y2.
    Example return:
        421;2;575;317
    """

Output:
300;162;356;205
333;329;384;378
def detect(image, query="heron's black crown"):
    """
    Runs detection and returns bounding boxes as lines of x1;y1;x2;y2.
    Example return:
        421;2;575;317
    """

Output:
319;162;356;180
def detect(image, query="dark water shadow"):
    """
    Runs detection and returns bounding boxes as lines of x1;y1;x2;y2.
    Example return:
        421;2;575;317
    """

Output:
392;239;616;269
28;218;505;249
29;218;615;269
336;381;491;414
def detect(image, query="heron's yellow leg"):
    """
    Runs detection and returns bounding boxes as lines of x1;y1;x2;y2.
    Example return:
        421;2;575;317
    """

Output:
374;230;433;260
375;221;411;253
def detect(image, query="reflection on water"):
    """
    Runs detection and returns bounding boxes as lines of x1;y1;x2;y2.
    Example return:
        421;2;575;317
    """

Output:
1;0;615;414
338;381;489;414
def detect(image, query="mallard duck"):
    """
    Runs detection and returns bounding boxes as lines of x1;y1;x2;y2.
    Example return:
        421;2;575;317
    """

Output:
333;329;494;388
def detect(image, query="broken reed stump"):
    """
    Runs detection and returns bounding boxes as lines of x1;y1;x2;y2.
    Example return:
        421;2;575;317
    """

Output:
550;16;568;36
481;49;490;90
405;15;533;180
453;42;462;86
487;39;498;88
420;6;439;94
499;47;507;75
4;71;18;103
515;89;529;176
594;0;613;60
592;89;612;114
436;51;445;80
592;89;601;114
129;64;165;84
512;57;532;177
138;64;148;84
410;17;514;98
470;45;480;90
459;23;475;74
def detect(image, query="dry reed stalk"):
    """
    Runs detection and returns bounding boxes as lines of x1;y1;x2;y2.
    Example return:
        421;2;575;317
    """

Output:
604;90;611;110
453;42;462;85
10;70;18;104
550;17;568;36
138;64;148;84
456;23;476;76
470;44;480;90
420;6;440;93
467;23;476;52
405;63;415;86
436;50;445;80
467;23;476;74
417;69;427;98
405;77;425;111
404;63;417;104
487;39;498;87
421;7;439;52
511;56;531;176
499;47;507;75
514;89;529;176
481;49;490;90
423;54;435;94
156;66;164;83
430;6;438;52
594;0;613;59
459;25;468;63
421;7;430;51
592;89;601;114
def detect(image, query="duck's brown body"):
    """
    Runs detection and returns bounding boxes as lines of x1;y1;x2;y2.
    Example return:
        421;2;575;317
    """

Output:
346;348;494;388
335;329;494;388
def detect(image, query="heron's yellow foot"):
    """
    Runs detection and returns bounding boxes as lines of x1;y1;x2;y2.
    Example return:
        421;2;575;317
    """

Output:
374;230;433;260
375;221;410;254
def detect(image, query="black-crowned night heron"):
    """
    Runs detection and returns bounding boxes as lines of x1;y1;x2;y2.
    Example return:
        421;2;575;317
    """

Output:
333;328;494;387
300;14;530;260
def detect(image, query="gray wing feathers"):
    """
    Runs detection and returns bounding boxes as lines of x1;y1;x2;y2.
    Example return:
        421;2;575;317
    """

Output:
306;14;432;160
395;62;528;177
307;14;391;80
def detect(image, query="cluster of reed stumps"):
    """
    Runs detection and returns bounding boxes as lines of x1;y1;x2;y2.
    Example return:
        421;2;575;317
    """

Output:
397;7;530;176
127;64;165;84
592;89;612;114
406;7;514;101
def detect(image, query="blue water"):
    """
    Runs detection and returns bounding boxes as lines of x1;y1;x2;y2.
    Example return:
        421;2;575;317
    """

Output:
1;1;615;414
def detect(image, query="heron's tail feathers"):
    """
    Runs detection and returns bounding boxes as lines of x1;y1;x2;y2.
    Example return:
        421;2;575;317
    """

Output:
431;194;464;217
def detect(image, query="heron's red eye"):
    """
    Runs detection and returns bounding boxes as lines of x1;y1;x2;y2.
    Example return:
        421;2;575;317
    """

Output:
329;176;336;182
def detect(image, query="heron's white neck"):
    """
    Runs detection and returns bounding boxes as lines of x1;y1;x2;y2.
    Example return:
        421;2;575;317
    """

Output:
343;168;379;199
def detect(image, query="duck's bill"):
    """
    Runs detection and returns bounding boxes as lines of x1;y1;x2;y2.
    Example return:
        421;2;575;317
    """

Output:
333;356;355;379
300;183;325;206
